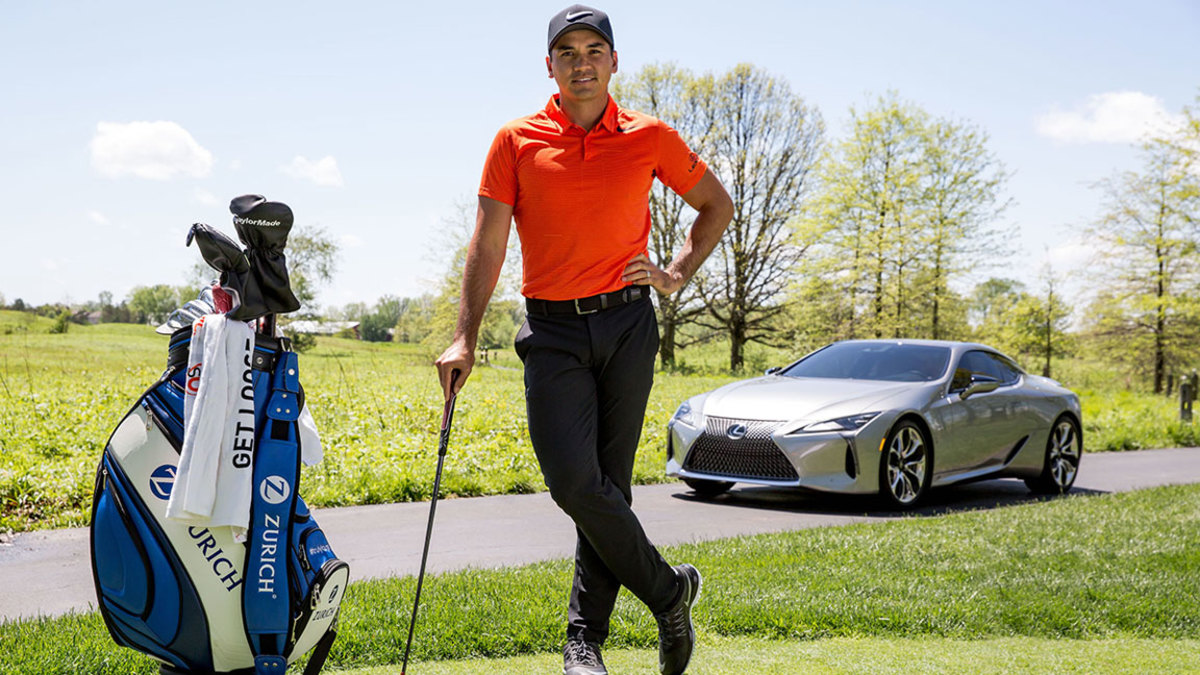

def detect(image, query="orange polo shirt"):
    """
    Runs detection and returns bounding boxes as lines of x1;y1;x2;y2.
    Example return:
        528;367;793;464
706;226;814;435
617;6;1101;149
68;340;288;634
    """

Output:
479;95;707;301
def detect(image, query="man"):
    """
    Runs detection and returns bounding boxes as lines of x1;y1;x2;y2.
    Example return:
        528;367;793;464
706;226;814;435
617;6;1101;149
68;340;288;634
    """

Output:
434;5;733;674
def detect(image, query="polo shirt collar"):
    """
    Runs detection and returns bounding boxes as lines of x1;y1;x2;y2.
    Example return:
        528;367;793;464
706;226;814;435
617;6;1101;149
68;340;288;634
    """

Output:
545;95;620;133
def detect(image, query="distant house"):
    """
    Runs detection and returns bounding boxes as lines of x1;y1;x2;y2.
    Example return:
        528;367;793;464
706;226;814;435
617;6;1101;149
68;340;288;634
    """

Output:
285;320;361;339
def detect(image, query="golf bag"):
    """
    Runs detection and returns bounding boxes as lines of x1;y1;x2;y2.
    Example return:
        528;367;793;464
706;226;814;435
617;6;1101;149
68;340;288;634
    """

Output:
90;196;349;675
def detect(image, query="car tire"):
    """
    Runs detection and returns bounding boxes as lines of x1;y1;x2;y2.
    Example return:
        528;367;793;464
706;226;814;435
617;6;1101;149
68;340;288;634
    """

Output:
1025;415;1082;495
878;420;932;509
683;478;734;498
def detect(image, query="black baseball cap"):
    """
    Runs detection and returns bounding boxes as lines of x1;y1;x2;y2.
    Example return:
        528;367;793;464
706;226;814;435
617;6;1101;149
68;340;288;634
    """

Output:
547;4;614;53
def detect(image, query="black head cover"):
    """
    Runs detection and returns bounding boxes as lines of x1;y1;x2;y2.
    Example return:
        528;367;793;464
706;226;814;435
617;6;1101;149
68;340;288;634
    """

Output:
186;223;250;276
225;194;301;321
187;223;254;315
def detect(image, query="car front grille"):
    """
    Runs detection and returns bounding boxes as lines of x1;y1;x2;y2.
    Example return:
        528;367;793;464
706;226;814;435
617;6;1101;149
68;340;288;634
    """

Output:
682;416;799;481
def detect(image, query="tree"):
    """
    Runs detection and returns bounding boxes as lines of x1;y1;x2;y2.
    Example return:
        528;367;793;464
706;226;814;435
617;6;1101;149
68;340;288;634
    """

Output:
1003;269;1074;377
423;200;523;356
613;63;718;368
360;295;404;342
392;295;437;344
969;277;1026;330
286;225;340;316
697;64;824;371
127;285;182;325
1082;120;1200;393
919;116;1012;338
803;93;1011;341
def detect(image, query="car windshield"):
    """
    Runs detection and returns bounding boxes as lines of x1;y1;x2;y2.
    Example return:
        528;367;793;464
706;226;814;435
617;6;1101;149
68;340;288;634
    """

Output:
781;342;952;382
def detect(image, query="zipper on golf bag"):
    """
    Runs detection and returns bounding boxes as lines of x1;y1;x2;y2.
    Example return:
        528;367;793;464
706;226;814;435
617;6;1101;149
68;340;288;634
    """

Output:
289;499;349;638
91;452;216;672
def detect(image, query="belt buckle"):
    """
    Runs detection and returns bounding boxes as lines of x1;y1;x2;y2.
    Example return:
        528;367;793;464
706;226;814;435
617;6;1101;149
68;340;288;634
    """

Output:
573;298;599;315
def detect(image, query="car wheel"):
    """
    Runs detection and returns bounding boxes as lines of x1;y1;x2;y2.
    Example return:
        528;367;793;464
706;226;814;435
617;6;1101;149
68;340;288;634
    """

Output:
878;420;931;509
1025;415;1081;494
683;478;734;498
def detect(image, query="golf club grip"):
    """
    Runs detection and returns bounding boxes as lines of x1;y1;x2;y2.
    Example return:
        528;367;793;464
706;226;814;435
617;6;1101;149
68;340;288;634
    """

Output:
440;370;460;434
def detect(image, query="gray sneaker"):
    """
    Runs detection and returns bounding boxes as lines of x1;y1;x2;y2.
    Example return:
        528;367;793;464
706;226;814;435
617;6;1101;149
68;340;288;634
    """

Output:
655;563;702;675
563;636;608;675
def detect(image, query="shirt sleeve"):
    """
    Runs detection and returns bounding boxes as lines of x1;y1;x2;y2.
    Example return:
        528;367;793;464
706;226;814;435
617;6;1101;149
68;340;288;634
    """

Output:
654;121;707;196
478;126;518;206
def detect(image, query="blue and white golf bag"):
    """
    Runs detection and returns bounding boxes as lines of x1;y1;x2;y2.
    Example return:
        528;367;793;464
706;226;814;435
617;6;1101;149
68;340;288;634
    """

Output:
90;196;349;674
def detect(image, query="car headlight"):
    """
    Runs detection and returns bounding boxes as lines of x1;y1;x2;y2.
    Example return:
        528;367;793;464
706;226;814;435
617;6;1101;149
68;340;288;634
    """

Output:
672;401;702;428
789;412;880;434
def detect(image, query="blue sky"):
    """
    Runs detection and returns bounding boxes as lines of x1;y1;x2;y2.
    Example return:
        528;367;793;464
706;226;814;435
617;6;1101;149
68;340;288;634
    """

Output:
1;1;1196;310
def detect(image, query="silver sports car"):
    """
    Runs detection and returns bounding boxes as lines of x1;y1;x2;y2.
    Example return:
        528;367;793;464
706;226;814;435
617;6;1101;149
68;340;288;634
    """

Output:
666;340;1083;508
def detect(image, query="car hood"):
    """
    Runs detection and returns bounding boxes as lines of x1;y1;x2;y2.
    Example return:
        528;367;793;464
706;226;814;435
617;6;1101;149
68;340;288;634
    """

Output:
698;375;927;422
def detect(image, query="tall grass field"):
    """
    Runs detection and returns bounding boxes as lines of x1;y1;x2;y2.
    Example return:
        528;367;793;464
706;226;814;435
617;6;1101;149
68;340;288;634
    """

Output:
0;311;1196;533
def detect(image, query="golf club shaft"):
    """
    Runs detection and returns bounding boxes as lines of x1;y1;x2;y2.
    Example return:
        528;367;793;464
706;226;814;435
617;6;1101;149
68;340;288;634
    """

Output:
401;372;459;674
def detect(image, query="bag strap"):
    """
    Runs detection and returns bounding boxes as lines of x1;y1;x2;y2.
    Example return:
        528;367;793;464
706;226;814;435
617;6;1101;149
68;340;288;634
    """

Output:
243;350;303;674
302;622;339;675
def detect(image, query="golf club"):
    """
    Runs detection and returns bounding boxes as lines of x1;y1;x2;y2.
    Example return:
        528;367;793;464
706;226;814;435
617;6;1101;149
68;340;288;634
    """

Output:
400;369;460;675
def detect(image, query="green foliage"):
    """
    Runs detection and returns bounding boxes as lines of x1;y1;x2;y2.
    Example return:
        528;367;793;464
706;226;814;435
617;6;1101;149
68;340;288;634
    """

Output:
4;484;1199;673
284;329;317;353
1078;97;1200;394
125;284;182;325
287;224;340;314
971;274;1073;376
392;294;436;344
421;197;524;354
801;92;1010;342
48;311;70;335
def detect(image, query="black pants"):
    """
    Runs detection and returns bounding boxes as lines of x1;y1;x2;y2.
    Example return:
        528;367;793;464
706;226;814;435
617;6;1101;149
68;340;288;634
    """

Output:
515;296;678;644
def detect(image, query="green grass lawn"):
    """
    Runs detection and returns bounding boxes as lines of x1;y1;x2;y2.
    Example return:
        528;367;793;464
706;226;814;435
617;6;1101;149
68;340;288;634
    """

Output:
346;636;1200;674
0;314;1195;532
3;483;1198;674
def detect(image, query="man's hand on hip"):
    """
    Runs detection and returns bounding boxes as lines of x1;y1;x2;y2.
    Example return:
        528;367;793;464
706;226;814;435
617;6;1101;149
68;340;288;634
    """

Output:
622;253;683;295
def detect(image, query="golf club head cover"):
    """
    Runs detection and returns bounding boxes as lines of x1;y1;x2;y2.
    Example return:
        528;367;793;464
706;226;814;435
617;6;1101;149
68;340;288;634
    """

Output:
229;194;301;320
187;223;254;316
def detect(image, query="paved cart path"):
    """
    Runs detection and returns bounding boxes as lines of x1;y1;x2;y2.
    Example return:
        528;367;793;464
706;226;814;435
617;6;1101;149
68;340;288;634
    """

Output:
3;447;1199;623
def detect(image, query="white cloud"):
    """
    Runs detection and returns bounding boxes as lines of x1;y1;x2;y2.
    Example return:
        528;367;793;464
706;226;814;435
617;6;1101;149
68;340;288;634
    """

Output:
282;155;344;187
1041;237;1097;271
193;188;219;206
1035;91;1179;144
90;121;213;180
87;210;110;225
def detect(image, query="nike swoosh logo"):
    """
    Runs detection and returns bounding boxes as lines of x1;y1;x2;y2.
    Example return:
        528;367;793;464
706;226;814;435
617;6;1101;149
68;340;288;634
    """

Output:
565;10;593;21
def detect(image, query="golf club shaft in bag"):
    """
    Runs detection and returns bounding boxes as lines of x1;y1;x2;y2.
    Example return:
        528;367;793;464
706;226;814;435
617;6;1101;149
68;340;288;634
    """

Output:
401;370;460;674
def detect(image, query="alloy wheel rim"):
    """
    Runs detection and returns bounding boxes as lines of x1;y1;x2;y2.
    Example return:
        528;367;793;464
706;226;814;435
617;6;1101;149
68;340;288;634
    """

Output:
1049;420;1080;488
886;426;926;504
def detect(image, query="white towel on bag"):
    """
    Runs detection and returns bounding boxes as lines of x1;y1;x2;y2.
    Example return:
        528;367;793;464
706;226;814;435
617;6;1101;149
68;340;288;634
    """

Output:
166;314;256;541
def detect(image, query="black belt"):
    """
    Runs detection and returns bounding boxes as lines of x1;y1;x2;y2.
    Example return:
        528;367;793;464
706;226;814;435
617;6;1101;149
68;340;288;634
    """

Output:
525;286;647;316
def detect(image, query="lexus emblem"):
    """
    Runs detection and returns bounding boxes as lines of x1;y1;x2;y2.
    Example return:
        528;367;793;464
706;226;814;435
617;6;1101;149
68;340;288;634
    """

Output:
726;424;748;440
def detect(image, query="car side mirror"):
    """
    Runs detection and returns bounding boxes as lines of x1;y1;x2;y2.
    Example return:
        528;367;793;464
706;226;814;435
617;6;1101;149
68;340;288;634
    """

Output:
765;366;782;376
960;374;1001;399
